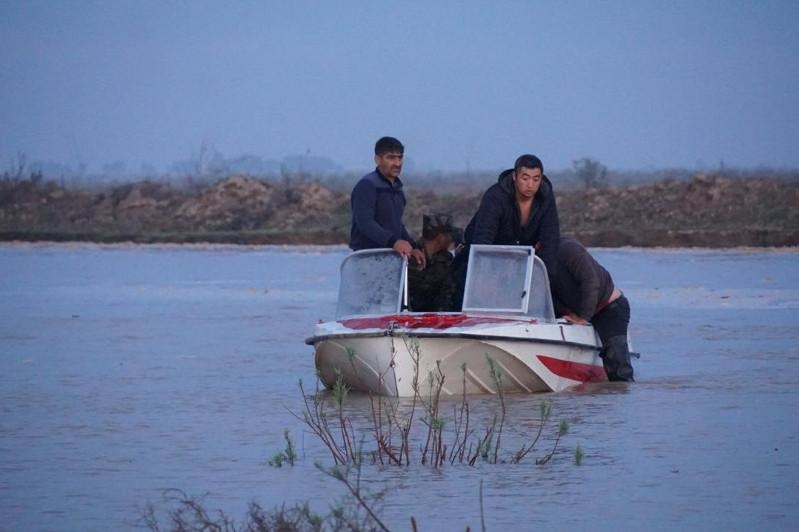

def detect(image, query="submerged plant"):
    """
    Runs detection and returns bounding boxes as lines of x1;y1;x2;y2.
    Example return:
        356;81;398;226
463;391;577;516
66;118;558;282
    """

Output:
575;442;585;466
316;459;389;532
448;362;473;465
536;419;569;465
268;429;297;468
511;399;553;464
333;371;349;408
419;361;446;467
297;377;357;465
296;345;575;470
486;355;506;464
471;420;496;464
139;486;374;532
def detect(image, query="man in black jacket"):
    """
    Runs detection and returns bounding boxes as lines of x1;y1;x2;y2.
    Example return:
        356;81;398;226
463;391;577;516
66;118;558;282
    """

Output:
550;236;635;382
454;154;559;307
463;154;559;273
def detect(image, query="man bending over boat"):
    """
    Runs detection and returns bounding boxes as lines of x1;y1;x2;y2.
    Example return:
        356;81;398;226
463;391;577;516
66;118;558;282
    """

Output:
453;154;560;306
349;136;426;268
408;214;462;312
550;236;636;382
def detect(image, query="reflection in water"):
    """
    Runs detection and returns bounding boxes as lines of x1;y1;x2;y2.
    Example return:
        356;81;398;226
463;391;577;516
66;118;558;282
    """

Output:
0;244;798;530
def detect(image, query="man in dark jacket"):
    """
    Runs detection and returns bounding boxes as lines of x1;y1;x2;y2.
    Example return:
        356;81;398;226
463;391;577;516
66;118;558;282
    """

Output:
464;154;559;272
550;235;635;382
408;214;462;312
350;136;425;267
454;154;559;307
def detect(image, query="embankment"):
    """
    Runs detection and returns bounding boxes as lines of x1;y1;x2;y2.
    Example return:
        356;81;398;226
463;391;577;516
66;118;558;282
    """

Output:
1;174;796;247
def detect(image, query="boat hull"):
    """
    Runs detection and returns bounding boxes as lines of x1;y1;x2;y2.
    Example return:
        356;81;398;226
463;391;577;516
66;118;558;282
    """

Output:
309;314;606;396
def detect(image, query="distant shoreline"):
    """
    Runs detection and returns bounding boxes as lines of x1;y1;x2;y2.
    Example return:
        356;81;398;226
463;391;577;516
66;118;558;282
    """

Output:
2;240;798;255
1;227;796;248
2;173;797;248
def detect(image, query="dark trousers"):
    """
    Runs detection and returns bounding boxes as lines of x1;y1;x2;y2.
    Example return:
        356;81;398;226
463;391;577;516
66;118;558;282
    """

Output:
591;294;630;345
590;294;635;381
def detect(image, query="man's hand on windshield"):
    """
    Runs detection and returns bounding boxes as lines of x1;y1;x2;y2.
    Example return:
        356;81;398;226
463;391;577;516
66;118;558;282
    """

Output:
392;239;413;257
392;240;426;269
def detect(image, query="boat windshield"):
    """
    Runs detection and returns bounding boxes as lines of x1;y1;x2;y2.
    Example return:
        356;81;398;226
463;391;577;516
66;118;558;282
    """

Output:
335;245;554;321
462;245;555;320
336;249;406;318
526;253;556;320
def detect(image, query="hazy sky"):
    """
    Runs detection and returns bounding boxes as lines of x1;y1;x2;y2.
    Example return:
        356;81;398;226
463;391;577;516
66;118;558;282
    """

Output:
2;0;798;174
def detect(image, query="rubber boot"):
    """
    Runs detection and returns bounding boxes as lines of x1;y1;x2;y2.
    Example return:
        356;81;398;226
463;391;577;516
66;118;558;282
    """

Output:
601;335;635;382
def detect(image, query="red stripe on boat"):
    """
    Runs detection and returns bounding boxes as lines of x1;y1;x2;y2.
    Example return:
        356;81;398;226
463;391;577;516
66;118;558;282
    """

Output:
340;313;536;330
537;355;607;382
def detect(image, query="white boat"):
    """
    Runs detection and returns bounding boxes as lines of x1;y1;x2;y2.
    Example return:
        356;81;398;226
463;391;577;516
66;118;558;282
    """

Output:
307;245;606;396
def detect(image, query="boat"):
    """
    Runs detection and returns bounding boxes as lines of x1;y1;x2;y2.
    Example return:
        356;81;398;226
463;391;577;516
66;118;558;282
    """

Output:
306;245;606;396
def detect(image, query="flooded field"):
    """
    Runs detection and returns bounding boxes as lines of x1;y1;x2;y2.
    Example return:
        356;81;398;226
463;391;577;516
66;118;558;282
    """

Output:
1;243;798;531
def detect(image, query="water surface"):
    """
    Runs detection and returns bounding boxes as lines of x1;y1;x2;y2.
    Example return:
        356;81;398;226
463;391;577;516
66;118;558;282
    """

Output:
1;244;798;530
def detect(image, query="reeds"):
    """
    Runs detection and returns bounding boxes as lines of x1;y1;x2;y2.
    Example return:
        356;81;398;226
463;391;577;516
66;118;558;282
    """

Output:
300;343;572;469
316;458;389;532
139;487;375;532
535;419;569;465
296;374;358;465
141;345;581;531
575;442;585;466
511;399;552;464
267;429;297;468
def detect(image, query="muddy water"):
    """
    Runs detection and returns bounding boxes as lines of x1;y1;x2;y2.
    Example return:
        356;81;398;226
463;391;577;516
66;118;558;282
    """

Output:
1;244;797;531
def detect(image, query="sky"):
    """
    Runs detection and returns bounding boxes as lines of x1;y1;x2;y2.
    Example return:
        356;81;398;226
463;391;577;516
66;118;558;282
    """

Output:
1;0;798;175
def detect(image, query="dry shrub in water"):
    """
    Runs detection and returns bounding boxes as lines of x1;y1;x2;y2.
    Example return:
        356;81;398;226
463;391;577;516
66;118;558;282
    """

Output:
141;348;577;531
300;344;571;469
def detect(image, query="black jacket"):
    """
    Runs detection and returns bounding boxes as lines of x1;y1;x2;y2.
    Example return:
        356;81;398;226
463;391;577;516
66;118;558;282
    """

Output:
464;169;560;276
550;236;614;320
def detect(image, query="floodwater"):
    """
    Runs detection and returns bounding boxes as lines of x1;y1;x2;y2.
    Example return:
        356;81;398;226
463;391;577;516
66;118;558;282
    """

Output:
1;243;798;531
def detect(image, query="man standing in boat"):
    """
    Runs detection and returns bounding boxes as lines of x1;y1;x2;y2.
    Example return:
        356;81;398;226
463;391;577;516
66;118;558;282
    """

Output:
550;235;636;382
349;136;425;268
454;154;560;305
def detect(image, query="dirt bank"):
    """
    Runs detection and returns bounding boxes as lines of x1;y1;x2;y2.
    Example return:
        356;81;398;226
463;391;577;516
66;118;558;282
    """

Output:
1;174;796;247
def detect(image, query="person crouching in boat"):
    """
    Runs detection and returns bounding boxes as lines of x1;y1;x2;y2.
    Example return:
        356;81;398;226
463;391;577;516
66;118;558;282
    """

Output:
407;214;463;312
548;236;636;382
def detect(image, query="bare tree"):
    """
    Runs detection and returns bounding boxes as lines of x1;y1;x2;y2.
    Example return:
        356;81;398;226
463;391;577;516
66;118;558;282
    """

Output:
572;157;608;189
10;151;28;180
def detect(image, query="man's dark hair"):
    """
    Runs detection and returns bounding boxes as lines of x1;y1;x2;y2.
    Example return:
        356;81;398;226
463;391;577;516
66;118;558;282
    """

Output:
514;154;544;174
375;136;404;156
